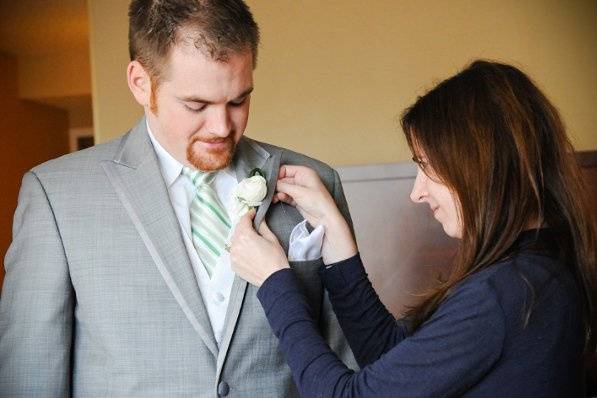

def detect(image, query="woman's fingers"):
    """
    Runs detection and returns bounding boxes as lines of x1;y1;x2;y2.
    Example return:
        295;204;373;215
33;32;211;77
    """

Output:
278;165;319;188
239;209;256;230
273;192;296;206
230;210;290;287
278;164;288;180
275;180;306;201
278;165;301;180
232;210;256;241
277;179;333;210
258;220;278;244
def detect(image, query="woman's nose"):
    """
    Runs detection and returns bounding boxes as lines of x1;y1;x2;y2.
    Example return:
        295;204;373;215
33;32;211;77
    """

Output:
410;168;427;203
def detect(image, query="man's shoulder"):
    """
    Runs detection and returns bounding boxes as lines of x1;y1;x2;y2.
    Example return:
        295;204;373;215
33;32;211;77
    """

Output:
31;132;128;177
246;137;337;182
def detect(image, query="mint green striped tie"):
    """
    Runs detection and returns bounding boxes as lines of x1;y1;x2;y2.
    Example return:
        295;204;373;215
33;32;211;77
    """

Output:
182;167;231;278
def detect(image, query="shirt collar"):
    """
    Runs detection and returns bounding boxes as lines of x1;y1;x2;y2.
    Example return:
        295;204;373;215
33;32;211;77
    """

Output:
146;120;235;187
146;121;183;188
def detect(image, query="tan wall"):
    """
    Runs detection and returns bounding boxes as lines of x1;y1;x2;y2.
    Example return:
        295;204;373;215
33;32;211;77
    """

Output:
0;54;70;287
18;47;91;100
89;0;597;166
17;46;93;130
88;0;139;139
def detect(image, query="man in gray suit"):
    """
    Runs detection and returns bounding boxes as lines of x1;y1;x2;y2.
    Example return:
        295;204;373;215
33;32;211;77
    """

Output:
0;0;355;396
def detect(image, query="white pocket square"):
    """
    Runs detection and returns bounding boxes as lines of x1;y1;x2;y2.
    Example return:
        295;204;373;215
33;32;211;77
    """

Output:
287;219;324;261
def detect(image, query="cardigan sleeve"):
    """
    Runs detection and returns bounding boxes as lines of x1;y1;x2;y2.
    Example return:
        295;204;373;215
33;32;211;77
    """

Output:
257;267;506;398
320;254;409;367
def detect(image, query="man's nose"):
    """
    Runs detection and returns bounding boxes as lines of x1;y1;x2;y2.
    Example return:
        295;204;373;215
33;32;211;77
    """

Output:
207;106;232;137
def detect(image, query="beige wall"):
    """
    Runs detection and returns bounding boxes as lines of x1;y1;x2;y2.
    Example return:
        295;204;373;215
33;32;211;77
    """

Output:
18;48;91;100
88;0;138;139
89;0;597;166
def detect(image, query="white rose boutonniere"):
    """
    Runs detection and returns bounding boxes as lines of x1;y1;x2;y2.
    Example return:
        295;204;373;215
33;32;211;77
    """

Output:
231;168;268;222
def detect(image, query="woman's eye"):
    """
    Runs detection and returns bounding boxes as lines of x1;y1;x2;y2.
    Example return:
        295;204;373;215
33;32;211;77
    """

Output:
412;156;426;167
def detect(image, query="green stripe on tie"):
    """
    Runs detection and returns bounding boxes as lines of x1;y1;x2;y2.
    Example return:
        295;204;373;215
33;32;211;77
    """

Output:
182;166;231;279
194;193;232;228
191;227;221;257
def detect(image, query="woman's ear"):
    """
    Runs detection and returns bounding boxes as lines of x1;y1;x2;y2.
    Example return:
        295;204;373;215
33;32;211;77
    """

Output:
127;60;152;109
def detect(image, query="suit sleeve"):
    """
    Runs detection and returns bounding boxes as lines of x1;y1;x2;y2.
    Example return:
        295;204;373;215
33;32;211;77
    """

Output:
318;169;359;369
330;169;354;236
0;171;74;397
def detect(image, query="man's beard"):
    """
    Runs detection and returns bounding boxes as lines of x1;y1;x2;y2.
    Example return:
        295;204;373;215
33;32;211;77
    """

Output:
186;134;236;171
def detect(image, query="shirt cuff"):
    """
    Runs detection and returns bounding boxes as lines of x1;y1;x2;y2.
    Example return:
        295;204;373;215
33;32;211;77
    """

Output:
319;253;367;293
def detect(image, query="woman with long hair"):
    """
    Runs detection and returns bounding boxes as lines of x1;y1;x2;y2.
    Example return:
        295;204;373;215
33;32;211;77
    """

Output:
230;60;596;397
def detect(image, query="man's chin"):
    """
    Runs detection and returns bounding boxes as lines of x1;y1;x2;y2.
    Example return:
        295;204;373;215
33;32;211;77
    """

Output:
188;151;234;172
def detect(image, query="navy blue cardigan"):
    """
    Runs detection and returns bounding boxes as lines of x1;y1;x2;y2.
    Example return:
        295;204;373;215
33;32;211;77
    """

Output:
257;230;585;397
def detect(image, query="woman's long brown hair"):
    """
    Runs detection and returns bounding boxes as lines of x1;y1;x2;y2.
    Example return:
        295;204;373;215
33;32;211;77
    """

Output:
400;60;596;354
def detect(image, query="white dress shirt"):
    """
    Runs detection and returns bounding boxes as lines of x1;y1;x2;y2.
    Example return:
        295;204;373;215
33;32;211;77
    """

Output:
146;125;323;345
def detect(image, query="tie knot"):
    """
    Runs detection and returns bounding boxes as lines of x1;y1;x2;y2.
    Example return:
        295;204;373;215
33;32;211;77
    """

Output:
182;166;217;188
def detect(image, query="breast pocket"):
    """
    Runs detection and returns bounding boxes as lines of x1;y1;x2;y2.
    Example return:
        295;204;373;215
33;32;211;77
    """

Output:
289;258;325;321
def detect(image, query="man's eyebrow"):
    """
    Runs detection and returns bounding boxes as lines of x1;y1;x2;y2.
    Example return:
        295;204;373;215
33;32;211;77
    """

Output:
178;87;254;104
233;87;254;100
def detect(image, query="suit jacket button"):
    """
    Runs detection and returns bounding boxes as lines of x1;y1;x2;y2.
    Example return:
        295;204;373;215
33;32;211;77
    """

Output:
217;381;230;396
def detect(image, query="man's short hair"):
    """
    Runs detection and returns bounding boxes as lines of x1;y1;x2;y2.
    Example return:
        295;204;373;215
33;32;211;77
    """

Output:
128;0;260;85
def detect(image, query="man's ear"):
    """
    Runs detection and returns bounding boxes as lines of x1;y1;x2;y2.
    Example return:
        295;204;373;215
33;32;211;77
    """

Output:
127;60;152;108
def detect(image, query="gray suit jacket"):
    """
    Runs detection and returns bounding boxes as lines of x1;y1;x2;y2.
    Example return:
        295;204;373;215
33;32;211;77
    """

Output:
0;119;356;397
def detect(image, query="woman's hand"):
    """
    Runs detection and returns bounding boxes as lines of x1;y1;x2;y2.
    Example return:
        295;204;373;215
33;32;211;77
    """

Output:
230;209;290;287
275;165;358;264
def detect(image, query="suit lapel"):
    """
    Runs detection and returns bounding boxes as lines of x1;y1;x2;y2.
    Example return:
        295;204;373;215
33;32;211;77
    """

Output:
101;118;219;357
253;152;281;228
216;138;280;374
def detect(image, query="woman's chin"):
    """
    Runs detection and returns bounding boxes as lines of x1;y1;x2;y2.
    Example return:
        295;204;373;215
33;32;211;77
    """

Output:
441;223;462;239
